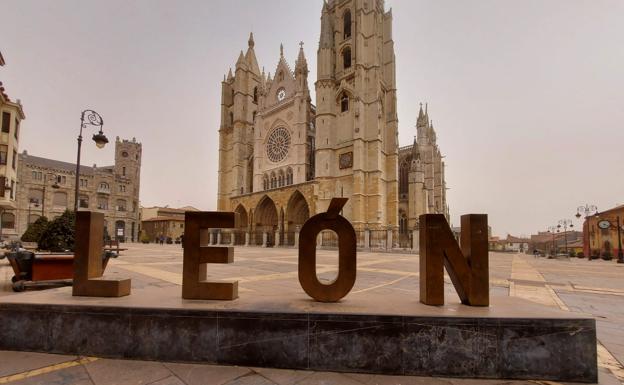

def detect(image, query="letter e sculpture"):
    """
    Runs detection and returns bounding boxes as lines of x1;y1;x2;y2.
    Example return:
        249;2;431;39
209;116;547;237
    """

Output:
182;211;238;300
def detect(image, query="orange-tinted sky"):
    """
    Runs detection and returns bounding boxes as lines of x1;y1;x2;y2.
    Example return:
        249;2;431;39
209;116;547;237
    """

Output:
2;0;623;237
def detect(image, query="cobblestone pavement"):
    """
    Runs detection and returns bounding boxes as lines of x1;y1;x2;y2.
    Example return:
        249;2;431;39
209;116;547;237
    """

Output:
1;245;623;385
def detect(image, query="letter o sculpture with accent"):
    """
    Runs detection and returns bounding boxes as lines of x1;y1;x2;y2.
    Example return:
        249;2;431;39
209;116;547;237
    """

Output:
298;198;356;302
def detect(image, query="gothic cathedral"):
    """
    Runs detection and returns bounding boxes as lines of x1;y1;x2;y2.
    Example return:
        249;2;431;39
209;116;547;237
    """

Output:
217;0;447;246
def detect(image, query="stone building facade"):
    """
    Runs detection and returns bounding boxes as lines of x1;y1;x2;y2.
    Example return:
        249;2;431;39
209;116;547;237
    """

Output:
216;0;447;245
584;204;624;258
0;50;26;240
398;105;449;238
15;137;142;241
140;206;199;242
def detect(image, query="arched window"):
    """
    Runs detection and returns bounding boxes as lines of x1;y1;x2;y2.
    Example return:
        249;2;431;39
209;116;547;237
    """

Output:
252;111;257;122
271;172;276;189
253;87;258;103
343;10;352;39
263;175;269;190
1;213;15;229
99;182;109;191
278;170;285;187
342;47;352;69
286;168;293;185
230;112;234;126
341;92;350;112
79;195;89;209
399;212;408;234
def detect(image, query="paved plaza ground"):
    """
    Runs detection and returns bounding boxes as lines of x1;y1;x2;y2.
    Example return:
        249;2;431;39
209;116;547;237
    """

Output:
1;244;623;384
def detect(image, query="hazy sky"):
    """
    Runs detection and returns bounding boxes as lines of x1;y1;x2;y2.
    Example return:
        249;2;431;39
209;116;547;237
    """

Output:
2;0;623;237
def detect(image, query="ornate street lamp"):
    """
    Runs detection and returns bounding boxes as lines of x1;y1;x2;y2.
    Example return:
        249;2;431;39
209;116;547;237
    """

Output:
557;219;574;256
74;110;108;212
547;226;558;256
41;173;60;217
575;204;597;258
27;199;40;226
576;204;598;219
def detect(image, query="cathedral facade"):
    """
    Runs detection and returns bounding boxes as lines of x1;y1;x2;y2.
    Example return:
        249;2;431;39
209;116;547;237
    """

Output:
217;0;447;246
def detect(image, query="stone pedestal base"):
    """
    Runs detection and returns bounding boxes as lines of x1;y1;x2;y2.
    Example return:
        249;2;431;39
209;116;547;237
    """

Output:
0;301;597;383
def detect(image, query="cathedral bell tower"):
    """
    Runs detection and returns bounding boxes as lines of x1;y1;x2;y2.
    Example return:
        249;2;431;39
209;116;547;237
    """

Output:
314;0;398;230
217;33;261;210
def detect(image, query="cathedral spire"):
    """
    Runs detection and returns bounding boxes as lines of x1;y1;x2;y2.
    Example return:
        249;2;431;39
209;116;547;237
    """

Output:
295;41;308;75
417;103;427;127
411;136;421;160
259;67;266;91
248;32;255;48
227;68;234;81
245;33;261;75
412;136;420;161
235;50;247;70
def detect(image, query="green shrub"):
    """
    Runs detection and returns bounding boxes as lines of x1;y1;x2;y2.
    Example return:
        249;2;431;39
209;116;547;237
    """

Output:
37;210;76;252
21;216;49;243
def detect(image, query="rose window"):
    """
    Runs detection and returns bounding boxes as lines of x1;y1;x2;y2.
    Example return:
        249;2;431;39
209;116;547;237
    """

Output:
266;127;291;163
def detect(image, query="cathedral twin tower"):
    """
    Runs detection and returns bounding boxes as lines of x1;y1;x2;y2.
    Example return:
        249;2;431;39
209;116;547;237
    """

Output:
217;0;447;242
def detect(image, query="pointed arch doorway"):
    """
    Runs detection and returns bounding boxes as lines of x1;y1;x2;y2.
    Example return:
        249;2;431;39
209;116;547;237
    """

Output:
254;196;278;246
285;190;310;246
234;204;249;245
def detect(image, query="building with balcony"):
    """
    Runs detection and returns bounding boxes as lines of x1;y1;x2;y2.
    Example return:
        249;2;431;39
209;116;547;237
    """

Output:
15;137;142;241
0;49;26;240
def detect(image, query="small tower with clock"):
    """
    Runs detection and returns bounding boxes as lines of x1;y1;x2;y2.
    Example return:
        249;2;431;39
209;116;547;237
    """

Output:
114;137;142;181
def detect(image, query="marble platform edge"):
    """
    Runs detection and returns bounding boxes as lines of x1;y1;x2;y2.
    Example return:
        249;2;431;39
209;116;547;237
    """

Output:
0;300;590;321
0;302;598;382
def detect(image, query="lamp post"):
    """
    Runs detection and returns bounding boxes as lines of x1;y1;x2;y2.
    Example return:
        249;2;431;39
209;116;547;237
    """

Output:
595;213;624;263
27;200;40;226
547;226;558;256
576;204;598;257
75;110;108;212
557;219;574;256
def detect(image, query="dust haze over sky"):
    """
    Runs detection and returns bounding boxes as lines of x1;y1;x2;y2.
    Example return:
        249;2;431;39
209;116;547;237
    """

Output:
2;0;623;237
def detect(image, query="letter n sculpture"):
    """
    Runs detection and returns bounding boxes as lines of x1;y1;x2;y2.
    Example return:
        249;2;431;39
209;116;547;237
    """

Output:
420;214;489;306
73;211;131;297
182;211;238;300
